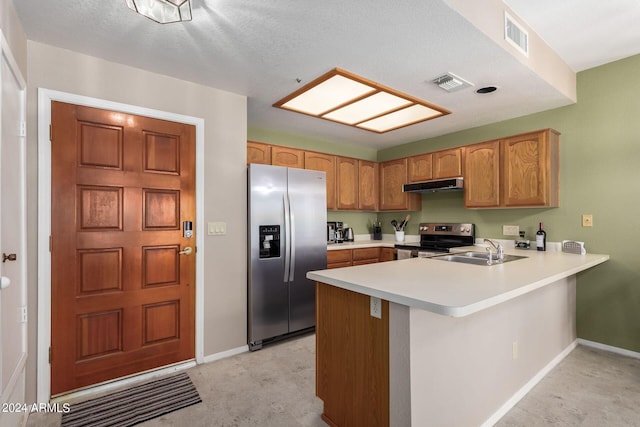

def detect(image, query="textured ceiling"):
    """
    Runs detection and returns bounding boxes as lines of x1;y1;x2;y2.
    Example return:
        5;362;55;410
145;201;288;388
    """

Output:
13;0;640;149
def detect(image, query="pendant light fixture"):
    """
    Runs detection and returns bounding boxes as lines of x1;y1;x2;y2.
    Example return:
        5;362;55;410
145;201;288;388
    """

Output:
125;0;192;24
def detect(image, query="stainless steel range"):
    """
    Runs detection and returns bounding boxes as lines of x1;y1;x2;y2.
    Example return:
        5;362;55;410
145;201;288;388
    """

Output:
395;223;475;259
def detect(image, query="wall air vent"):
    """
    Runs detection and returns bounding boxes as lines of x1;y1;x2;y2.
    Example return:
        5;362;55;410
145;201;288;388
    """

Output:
504;12;529;57
432;73;473;93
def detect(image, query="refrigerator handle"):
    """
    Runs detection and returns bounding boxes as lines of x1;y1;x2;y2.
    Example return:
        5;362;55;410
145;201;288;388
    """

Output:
283;193;291;283
289;197;296;282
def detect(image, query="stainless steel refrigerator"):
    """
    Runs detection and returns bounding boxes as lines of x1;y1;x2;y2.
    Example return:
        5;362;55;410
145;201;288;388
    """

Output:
248;163;327;351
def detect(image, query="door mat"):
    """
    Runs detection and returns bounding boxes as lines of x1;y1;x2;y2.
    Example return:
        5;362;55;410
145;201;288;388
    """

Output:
61;372;202;427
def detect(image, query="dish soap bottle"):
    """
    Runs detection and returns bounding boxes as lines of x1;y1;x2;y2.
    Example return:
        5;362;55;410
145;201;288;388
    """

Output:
536;222;546;251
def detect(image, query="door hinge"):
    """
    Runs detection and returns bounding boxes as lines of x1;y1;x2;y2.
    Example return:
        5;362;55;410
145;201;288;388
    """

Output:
49;124;52;141
20;121;26;137
49;236;52;252
49;347;52;364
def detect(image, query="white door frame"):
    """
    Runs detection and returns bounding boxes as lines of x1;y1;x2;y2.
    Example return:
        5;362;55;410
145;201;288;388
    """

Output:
0;29;28;421
37;89;205;402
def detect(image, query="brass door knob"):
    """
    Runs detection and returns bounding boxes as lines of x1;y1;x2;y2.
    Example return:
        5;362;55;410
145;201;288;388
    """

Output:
178;247;193;255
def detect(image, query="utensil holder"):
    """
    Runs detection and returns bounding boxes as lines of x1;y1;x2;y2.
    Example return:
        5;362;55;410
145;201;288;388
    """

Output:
395;231;405;242
373;226;382;240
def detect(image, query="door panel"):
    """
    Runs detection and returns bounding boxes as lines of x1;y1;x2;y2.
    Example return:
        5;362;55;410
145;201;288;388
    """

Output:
247;164;289;344
50;102;196;395
288;167;326;332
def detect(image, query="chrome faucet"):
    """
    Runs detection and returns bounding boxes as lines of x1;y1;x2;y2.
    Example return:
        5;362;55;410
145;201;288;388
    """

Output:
484;238;504;263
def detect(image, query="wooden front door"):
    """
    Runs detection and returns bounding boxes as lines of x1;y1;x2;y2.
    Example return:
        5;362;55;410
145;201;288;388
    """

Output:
50;101;196;395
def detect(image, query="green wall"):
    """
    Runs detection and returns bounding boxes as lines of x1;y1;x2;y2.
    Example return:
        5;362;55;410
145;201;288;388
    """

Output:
252;54;640;352
378;54;640;352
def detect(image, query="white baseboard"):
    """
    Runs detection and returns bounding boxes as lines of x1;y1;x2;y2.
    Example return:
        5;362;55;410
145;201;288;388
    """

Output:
202;345;248;364
481;340;578;427
577;338;640;359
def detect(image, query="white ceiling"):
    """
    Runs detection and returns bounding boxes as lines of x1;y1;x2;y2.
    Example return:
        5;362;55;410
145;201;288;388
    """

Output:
13;0;640;150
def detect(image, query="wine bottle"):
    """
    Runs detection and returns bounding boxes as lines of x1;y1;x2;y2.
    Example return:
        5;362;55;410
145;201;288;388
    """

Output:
536;222;546;251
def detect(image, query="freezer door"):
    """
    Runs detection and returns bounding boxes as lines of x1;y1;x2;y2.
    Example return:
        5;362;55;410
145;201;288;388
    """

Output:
287;167;327;332
248;164;289;344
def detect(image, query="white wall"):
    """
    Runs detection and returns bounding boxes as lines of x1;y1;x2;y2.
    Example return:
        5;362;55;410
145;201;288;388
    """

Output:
25;41;248;401
405;276;576;426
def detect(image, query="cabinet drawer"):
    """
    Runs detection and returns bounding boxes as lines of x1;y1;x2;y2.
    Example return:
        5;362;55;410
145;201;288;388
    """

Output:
327;249;352;264
352;247;380;261
327;261;353;269
353;258;378;266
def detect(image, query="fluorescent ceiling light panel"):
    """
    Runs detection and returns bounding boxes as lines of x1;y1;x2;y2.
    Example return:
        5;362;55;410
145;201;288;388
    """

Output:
281;75;375;116
273;68;450;133
323;92;412;125
357;104;443;133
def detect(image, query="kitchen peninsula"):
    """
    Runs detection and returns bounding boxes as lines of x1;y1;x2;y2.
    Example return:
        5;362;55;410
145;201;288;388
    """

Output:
307;248;609;427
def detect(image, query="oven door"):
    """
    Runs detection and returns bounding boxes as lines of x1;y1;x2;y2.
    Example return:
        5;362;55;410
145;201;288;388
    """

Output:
395;248;417;260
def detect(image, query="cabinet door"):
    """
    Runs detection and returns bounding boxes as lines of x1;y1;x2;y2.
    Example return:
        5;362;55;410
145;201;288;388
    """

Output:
464;141;500;208
327;249;352;269
336;157;358;210
272;146;304;168
305;151;337;210
379;247;395;262
247;141;271;165
433;148;463;179
357;160;378;211
408;153;433;182
502;130;559;207
379;158;420;211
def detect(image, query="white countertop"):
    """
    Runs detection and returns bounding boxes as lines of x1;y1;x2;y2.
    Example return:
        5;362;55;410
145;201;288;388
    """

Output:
327;239;396;250
308;246;609;317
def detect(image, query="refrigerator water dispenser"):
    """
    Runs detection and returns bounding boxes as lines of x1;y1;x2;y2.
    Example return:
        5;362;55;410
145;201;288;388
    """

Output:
259;225;280;258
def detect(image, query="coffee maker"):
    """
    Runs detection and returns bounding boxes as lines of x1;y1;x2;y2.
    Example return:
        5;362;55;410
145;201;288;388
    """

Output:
327;221;343;243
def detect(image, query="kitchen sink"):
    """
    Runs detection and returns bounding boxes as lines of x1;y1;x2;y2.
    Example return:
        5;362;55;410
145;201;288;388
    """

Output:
433;251;527;266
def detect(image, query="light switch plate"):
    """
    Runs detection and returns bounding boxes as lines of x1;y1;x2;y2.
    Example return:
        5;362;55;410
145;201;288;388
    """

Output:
208;221;227;235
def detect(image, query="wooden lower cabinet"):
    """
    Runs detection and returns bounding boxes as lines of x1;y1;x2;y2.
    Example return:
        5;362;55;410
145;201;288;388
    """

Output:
352;247;380;265
316;283;389;427
327;246;395;268
379;247;395;262
327;249;352;269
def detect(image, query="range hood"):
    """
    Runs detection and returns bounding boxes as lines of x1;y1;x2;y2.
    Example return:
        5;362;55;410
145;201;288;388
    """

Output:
403;177;464;193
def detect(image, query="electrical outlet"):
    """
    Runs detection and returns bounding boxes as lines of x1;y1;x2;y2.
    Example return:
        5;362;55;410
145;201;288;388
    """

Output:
503;225;520;236
370;296;382;319
512;341;518;360
582;214;593;227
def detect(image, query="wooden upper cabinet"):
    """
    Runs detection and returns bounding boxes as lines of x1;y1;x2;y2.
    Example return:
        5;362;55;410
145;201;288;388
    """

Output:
305;151;337;210
464;140;500;208
247;140;271;165
408;153;433;182
379;158;421;211
502;129;559;207
272;146;304;168
433;148;463;179
358;160;378;211
336;157;358;210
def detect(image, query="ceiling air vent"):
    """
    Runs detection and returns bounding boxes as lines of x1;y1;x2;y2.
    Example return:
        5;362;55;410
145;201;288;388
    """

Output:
504;12;529;57
432;72;473;93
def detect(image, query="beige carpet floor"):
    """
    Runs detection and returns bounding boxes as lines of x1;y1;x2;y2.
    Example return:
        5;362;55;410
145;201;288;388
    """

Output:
27;334;640;426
